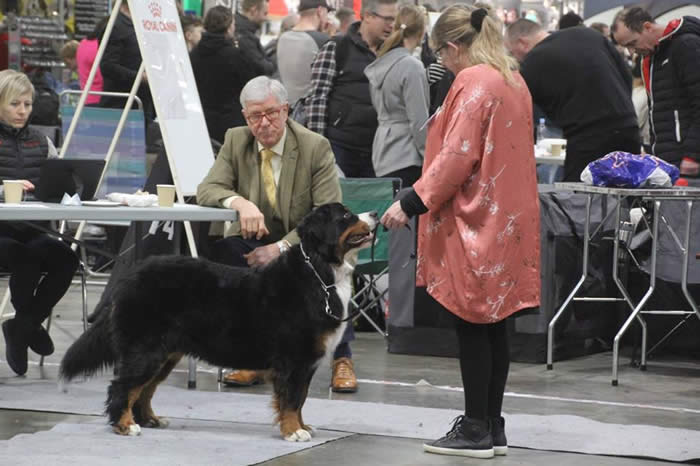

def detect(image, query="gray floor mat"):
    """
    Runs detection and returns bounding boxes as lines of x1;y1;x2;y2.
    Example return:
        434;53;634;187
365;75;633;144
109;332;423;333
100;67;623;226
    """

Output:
0;378;698;462
0;418;349;466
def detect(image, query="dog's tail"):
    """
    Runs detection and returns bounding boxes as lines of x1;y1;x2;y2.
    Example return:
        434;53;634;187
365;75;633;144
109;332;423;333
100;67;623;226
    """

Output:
59;308;115;382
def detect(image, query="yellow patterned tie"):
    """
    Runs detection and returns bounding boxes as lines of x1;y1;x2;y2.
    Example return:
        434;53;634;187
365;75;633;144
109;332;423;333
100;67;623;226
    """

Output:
260;148;277;209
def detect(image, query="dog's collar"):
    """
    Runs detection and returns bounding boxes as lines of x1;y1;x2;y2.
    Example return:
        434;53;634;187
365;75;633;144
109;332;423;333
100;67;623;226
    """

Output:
299;242;355;322
299;242;336;293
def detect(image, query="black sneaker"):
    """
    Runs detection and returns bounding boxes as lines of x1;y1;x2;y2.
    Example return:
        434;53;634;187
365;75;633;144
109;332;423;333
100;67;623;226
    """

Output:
423;415;494;458
28;325;54;356
491;416;508;456
2;319;30;376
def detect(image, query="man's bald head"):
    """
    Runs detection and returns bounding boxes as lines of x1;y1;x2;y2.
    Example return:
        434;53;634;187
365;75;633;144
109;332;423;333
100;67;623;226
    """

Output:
505;19;547;62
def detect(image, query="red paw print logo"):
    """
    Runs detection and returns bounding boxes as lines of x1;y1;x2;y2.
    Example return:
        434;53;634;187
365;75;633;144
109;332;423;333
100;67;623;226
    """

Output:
148;2;162;18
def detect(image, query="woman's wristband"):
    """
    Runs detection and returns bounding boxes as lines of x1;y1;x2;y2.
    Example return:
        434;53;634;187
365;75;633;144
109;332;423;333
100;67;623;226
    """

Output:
399;188;428;218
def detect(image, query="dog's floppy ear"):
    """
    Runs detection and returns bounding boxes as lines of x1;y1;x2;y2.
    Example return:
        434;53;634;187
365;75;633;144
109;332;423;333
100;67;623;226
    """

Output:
297;204;341;263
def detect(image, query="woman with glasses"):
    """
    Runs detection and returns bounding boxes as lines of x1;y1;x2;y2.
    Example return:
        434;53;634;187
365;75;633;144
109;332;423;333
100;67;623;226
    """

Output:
381;5;541;459
364;4;429;188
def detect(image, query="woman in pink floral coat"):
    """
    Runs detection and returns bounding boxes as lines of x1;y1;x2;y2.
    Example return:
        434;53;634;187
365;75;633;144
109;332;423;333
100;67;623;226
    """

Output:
382;5;541;459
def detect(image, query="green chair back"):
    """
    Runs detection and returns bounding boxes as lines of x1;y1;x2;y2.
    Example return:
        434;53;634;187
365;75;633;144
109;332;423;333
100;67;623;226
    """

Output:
340;177;400;267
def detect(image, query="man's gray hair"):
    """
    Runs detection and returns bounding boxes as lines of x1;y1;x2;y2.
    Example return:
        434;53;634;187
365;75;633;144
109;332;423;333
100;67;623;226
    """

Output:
505;18;543;41
239;76;288;108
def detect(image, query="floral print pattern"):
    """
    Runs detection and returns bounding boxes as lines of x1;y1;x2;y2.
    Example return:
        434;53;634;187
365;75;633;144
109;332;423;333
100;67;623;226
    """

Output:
413;65;541;324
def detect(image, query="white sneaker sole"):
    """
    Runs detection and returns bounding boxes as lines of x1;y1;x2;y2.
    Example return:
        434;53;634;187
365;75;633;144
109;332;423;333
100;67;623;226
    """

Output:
423;443;495;458
494;445;508;456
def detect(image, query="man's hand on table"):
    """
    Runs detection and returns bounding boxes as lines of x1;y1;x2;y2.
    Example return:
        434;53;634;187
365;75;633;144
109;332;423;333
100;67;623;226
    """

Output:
230;198;270;240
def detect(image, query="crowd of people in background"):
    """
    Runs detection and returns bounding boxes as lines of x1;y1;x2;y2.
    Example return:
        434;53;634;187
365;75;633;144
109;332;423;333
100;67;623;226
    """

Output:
6;0;697;182
1;0;699;458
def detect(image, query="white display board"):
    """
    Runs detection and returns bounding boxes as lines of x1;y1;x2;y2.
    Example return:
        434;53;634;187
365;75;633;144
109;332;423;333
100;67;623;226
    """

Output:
129;0;214;196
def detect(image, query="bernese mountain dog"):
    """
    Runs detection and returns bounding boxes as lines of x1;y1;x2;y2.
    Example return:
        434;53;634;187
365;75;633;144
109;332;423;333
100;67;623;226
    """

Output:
59;203;377;442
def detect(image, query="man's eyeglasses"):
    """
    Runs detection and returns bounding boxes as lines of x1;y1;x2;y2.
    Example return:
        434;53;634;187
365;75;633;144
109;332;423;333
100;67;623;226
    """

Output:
370;12;395;23
245;106;287;125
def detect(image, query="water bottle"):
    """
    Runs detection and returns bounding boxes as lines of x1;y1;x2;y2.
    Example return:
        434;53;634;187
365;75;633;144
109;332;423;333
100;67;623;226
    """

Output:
537;118;547;146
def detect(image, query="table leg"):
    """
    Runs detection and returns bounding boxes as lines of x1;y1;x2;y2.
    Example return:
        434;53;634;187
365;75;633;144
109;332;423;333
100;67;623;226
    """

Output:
681;201;700;321
547;194;591;370
612;201;659;385
612;195;636;310
188;357;197;389
80;262;88;332
133;222;143;261
183;220;199;389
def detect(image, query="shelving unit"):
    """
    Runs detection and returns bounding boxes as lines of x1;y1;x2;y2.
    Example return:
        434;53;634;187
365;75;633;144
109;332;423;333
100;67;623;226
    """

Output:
74;0;110;40
8;14;68;69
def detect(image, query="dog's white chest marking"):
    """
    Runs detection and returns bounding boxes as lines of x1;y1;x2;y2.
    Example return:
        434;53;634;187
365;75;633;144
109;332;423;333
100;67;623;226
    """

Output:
321;262;353;358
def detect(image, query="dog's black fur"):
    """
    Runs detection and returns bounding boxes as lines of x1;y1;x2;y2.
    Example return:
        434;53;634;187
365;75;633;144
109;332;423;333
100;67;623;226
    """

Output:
59;203;374;440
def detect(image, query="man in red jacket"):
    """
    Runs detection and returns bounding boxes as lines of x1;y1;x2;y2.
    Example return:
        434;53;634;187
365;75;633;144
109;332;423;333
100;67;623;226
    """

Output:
613;7;700;176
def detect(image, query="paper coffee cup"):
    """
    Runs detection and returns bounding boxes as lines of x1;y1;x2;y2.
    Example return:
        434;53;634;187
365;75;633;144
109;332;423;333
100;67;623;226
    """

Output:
3;180;24;203
550;143;563;157
157;184;176;207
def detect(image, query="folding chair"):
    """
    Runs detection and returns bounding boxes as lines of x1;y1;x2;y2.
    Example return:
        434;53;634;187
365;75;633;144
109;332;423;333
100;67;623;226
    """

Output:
59;93;149;278
340;177;401;337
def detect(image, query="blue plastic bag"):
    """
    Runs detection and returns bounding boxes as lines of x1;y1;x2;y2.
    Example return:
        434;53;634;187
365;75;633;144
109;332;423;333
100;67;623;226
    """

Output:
580;151;680;188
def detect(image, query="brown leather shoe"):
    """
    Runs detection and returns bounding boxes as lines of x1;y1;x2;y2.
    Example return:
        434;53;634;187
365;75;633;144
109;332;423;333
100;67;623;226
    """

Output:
331;357;358;393
222;369;265;387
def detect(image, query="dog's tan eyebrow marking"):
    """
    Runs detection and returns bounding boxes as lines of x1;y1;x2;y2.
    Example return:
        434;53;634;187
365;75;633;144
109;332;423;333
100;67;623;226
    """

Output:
338;221;370;246
336;220;370;260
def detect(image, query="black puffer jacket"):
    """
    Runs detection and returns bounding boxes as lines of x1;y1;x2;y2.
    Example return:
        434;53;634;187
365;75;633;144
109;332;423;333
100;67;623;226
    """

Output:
190;32;257;144
325;22;378;152
235;13;276;77
0;123;48;187
643;16;700;165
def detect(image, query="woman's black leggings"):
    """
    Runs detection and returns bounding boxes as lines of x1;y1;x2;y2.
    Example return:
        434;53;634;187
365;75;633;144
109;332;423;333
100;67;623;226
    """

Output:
454;316;510;421
0;227;78;326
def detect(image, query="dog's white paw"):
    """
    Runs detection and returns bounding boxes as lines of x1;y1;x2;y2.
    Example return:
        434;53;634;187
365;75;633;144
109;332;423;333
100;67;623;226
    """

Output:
127;424;142;436
302;425;315;436
284;429;312;442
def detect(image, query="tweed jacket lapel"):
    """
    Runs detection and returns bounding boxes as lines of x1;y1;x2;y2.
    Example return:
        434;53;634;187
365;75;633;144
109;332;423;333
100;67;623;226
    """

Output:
277;126;298;231
246;136;262;209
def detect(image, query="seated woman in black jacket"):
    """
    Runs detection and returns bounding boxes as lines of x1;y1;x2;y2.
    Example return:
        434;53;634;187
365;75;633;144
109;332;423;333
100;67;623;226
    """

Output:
0;70;79;376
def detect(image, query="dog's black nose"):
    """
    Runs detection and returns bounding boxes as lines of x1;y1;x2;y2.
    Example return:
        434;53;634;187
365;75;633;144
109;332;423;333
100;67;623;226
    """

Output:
369;211;378;219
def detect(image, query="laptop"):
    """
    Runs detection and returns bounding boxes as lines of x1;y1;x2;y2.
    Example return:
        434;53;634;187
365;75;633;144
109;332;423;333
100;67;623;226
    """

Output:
34;159;106;203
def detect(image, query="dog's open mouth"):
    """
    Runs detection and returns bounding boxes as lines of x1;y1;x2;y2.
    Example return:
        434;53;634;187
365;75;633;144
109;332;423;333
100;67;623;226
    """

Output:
347;231;374;246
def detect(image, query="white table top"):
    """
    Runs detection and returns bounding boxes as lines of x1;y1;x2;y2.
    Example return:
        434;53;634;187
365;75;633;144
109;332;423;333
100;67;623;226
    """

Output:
0;202;238;222
555;182;700;199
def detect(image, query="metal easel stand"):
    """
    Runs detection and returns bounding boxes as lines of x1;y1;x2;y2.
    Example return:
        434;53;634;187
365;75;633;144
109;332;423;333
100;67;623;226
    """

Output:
60;0;203;389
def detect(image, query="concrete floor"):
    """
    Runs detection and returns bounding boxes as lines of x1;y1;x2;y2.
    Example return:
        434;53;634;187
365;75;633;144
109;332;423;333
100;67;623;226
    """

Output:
1;283;699;465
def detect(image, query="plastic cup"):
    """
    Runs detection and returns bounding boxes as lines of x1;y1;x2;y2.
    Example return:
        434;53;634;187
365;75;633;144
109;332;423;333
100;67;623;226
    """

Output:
3;180;24;203
157;184;176;207
550;143;563;157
